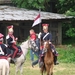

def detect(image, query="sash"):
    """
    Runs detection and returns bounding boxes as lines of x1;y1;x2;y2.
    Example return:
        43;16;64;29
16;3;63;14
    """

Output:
43;33;49;40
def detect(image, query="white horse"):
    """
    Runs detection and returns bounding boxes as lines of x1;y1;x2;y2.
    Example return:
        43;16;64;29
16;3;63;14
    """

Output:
8;39;38;75
0;59;9;75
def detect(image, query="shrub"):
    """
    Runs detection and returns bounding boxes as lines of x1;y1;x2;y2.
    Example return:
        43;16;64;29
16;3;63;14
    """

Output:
57;46;75;63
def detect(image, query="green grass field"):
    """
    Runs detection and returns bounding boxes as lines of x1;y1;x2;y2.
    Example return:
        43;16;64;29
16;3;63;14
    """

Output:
9;47;75;75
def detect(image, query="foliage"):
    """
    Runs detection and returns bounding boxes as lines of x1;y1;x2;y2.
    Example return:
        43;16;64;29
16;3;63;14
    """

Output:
56;0;75;16
57;46;75;63
11;0;50;10
62;18;75;41
11;0;75;43
56;0;75;40
66;28;75;37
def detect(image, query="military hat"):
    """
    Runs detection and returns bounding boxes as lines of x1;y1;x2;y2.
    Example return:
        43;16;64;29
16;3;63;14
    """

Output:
42;24;49;30
7;25;13;32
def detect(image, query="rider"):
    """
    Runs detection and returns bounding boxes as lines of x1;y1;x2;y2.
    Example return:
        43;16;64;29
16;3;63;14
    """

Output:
6;25;22;62
39;24;59;67
0;33;11;59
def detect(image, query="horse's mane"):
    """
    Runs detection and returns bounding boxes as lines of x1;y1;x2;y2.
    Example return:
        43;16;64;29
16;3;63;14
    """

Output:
20;40;29;49
21;40;29;45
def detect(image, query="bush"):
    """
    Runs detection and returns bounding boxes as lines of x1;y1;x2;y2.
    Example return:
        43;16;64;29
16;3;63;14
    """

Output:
57;46;75;63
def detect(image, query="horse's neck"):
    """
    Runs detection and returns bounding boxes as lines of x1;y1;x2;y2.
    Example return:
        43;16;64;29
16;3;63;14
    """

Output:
21;40;29;48
20;40;29;56
47;47;52;55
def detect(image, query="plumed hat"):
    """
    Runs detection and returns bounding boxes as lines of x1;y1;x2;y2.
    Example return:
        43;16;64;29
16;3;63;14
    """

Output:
42;24;49;30
7;25;13;32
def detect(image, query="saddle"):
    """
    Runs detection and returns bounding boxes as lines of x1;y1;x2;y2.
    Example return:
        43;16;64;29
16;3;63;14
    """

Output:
8;47;23;58
16;49;23;57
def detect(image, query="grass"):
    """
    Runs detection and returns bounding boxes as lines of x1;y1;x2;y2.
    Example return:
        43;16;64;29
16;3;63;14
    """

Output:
9;47;75;75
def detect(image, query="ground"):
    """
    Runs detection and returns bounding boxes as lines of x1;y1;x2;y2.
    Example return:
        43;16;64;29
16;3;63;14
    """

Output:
10;58;75;75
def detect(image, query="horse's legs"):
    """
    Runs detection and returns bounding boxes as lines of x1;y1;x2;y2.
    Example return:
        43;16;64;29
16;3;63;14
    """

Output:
15;63;20;75
40;68;44;75
50;64;53;75
20;63;24;75
45;64;50;75
15;62;24;75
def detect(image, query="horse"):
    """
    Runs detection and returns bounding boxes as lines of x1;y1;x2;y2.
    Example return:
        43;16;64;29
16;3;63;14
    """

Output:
41;41;54;75
0;59;9;75
7;39;38;75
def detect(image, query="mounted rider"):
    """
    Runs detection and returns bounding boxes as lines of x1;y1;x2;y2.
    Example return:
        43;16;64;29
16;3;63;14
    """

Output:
0;33;11;59
39;24;59;67
6;25;22;62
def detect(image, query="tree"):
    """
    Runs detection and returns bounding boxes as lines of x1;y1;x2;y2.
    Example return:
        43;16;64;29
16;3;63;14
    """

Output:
12;0;50;10
56;0;75;16
12;0;75;43
56;0;75;41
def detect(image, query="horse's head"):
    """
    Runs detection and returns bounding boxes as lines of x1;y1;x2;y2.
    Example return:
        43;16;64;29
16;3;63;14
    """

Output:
43;41;52;52
29;40;39;52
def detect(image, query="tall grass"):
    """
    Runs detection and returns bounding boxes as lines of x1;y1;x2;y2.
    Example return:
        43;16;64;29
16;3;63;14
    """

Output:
57;45;75;63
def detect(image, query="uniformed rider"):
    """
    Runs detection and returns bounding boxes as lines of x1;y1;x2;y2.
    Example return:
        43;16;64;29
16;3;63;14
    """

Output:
6;25;22;62
0;33;11;59
39;24;59;67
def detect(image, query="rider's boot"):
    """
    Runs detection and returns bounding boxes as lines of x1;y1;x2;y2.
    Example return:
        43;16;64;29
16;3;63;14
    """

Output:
51;45;59;65
12;51;17;63
39;54;44;68
54;55;59;65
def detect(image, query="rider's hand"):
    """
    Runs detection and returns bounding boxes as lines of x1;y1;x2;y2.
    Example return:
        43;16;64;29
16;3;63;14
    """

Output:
15;37;18;41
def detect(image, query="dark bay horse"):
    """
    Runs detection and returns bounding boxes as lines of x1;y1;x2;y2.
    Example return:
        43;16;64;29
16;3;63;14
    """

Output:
41;41;54;75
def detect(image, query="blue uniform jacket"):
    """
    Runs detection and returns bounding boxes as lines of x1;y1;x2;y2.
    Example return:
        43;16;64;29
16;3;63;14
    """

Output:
41;32;52;42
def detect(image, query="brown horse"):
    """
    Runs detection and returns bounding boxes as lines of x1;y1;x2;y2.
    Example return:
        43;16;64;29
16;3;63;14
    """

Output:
41;41;54;75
